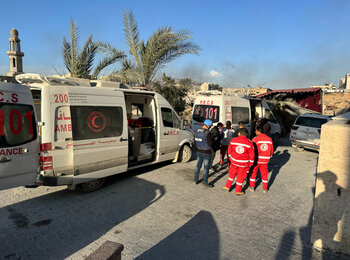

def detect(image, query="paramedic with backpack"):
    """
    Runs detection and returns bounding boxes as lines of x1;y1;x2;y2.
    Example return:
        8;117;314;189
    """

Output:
194;119;214;188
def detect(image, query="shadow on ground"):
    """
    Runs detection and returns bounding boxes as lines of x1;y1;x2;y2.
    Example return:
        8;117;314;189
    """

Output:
0;165;167;260
136;210;219;260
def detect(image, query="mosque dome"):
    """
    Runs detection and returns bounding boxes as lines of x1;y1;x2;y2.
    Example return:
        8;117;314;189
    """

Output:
10;28;19;38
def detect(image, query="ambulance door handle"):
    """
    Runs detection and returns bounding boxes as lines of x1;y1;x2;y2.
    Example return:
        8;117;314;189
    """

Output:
54;146;63;150
163;132;169;135
120;137;128;142
0;157;11;163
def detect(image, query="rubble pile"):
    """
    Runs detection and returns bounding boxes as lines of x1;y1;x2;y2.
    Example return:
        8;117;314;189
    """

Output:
323;92;350;116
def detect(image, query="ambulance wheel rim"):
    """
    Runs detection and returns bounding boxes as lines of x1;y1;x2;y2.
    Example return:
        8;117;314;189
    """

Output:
181;145;192;163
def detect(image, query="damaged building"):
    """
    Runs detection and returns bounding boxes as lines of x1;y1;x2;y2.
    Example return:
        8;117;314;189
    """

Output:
257;88;322;135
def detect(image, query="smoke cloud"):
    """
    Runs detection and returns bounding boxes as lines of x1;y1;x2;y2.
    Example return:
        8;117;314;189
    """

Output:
169;42;350;90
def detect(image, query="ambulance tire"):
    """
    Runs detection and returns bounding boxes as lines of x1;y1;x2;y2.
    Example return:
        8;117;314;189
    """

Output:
272;133;280;146
78;178;105;192
294;146;304;152
180;144;192;163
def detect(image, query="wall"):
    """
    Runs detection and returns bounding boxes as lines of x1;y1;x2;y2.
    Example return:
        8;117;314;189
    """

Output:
311;117;350;256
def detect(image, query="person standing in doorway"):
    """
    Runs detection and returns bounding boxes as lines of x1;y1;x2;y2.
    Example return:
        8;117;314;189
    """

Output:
194;119;214;188
220;121;235;167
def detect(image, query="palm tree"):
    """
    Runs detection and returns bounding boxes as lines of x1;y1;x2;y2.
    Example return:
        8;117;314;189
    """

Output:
110;10;200;88
63;19;125;79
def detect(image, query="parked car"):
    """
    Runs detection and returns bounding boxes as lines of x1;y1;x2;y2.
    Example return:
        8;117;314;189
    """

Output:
290;113;331;152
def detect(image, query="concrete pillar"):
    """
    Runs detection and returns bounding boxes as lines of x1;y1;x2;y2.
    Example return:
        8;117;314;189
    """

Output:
311;114;350;256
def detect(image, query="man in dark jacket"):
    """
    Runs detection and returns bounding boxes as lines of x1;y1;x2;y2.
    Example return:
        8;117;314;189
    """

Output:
210;122;223;169
194;119;214;188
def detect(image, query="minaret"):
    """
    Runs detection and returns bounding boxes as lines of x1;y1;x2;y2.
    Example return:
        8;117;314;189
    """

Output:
6;28;24;76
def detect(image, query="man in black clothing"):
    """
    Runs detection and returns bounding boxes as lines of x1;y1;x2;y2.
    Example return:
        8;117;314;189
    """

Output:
210;122;223;169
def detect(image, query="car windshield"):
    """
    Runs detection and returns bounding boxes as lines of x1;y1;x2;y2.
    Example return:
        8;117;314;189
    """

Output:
192;105;220;123
295;116;328;128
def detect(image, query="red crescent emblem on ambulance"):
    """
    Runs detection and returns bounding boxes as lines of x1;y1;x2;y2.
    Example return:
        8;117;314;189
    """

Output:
91;116;100;128
87;111;106;133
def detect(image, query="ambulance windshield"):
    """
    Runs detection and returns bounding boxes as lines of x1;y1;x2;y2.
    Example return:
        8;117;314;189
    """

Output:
192;105;220;123
0;103;37;148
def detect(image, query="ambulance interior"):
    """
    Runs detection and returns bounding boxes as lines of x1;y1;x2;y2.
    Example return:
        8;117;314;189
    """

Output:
124;93;157;166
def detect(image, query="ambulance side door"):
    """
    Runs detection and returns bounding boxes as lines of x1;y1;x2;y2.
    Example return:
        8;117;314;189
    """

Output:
158;106;181;161
230;99;251;134
0;82;39;190
70;89;128;184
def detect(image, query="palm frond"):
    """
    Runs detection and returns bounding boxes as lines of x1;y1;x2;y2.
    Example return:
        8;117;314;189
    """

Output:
142;27;200;85
62;37;72;73
93;41;126;78
123;10;142;70
69;19;80;74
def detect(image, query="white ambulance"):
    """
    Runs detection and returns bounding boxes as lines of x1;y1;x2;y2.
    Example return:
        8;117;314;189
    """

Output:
0;74;194;192
191;91;281;141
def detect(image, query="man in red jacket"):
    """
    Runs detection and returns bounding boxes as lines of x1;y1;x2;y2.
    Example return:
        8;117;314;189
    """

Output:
223;128;255;195
249;124;273;193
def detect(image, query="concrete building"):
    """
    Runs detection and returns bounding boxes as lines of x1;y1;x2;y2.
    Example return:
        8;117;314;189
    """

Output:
249;86;271;97
6;28;24;76
200;82;222;91
222;86;271;97
311;83;337;91
339;73;350;89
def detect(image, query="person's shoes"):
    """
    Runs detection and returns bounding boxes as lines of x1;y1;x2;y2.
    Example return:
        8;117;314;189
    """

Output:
222;186;229;191
263;189;268;194
235;191;245;196
194;180;201;185
203;183;214;188
248;186;254;191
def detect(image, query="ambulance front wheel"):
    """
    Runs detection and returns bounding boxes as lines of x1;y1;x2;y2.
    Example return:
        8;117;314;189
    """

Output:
272;133;280;146
180;144;192;163
78;178;105;192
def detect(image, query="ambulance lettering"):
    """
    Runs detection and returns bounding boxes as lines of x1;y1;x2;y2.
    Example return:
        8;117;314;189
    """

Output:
0;147;23;156
55;124;72;132
0;92;19;103
167;130;179;135
199;100;214;105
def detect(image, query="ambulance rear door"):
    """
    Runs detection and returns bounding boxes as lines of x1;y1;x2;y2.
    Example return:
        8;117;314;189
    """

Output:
42;86;74;185
0;82;39;190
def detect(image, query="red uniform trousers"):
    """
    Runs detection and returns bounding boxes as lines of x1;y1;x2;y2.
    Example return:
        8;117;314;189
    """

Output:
220;145;229;165
250;164;269;190
225;164;249;192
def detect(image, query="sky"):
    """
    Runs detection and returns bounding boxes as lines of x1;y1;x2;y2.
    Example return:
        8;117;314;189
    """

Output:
0;0;349;89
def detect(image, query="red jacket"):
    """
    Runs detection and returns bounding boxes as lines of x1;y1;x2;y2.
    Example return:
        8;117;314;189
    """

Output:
252;133;273;164
228;136;255;167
